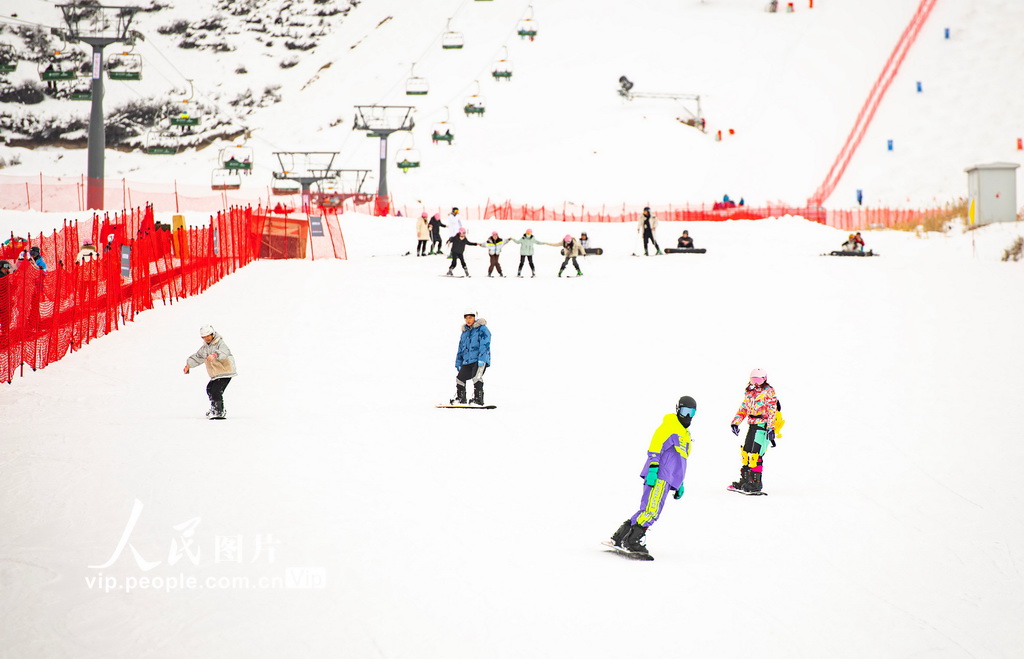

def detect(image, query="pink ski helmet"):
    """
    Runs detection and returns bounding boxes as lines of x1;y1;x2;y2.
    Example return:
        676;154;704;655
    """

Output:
750;368;767;384
421;212;428;218
491;231;499;237
525;228;533;234
458;227;467;234
563;234;572;242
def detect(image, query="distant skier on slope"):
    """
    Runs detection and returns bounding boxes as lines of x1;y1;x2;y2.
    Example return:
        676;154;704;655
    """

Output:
485;231;509;277
557;234;586;277
728;368;781;494
416;213;430;256
638;207;662;256
606;396;697;559
451;310;491;406
184;324;237;419
445;228;478;277
427;213;446;255
509;228;546;277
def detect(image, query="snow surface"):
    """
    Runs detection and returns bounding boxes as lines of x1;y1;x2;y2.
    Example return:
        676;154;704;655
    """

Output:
1;212;1024;658
4;0;1024;208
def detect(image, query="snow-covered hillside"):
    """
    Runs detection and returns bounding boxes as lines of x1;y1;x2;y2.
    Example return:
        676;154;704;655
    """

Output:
3;0;1024;208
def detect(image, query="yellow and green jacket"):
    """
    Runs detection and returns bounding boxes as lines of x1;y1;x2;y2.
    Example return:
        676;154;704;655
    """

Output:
638;414;692;491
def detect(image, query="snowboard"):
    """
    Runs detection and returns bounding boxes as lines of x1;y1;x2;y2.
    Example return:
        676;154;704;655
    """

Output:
440;274;471;278
584;248;603;255
601;541;654;561
727;486;768;496
436;403;497;410
826;250;878;257
664;248;707;254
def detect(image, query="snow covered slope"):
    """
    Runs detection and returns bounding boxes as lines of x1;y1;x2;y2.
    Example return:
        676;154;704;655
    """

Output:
1;215;1023;657
4;0;1024;208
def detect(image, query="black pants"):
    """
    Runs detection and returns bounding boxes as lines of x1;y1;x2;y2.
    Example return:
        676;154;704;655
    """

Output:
643;230;660;254
456;362;486;386
518;254;535;274
430;235;442;253
417;239;428;255
559;256;581;274
449;253;468;272
207;378;231;412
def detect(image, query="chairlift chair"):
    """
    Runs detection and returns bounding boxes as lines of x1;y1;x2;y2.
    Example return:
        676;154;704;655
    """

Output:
441;19;464;49
221;145;254;171
270;179;301;195
0;44;17;74
211;168;242;191
145;129;178;155
106;52;142;81
492;57;513;81
397;147;421;172
431;121;454;144
38;56;76;81
464;95;486;116
70;83;92;101
406;64;429;95
517;8;538;40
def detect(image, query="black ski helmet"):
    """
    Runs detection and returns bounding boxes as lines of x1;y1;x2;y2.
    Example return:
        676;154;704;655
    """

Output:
676;395;696;424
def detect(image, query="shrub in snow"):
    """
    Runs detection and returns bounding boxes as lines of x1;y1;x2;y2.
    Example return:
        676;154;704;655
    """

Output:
1002;236;1024;262
0;81;45;105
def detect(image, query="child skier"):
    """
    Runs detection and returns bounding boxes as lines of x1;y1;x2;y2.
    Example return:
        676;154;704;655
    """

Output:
510;228;544;277
485;231;508;277
452;310;491;406
728;368;779;494
607;395;697;559
557;234;586;277
445;228;478;277
184;325;237;419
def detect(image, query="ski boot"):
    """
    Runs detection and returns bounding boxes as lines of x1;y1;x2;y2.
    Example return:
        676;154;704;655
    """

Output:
731;466;750;491
575;270;583;277
749;470;763;493
445;269;454;277
205;407;217;418
472;381;485;406
622;523;649;555
609;520;632;548
451;384;467;405
463;269;471;278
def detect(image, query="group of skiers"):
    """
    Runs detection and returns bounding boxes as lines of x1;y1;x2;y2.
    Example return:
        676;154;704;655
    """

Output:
423;207;591;278
606;368;783;559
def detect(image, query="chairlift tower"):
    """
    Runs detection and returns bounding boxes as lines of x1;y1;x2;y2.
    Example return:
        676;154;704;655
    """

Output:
352;105;415;216
58;4;141;209
272;152;345;214
617;76;705;131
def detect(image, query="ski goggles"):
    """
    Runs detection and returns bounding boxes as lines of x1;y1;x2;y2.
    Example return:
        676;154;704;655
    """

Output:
677;406;696;418
750;376;765;384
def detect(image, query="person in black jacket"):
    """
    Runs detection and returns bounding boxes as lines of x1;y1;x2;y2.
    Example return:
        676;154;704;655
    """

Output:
427;213;447;255
445;228;478;277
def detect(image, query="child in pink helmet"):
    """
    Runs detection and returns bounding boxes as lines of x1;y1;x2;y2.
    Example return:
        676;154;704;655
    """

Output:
557;234;586;277
728;368;780;494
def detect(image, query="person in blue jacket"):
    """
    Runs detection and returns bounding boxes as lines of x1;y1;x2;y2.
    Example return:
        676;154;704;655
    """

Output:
452;309;491;405
608;395;697;557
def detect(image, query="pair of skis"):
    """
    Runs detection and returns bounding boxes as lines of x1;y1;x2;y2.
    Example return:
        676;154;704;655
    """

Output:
436;403;497;410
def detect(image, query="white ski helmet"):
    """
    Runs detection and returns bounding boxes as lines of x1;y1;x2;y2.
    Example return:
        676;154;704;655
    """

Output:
462;309;477;317
750;367;767;380
199;324;215;337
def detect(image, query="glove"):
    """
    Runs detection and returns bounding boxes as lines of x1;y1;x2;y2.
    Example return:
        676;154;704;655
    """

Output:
477;361;486;368
645;463;660;487
673;484;685;500
731;424;740;436
767;429;776;447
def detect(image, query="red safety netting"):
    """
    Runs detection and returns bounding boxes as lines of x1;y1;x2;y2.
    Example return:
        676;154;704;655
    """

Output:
0;206;263;383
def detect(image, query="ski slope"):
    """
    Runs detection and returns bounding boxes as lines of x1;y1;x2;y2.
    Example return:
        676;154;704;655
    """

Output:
1;214;1023;657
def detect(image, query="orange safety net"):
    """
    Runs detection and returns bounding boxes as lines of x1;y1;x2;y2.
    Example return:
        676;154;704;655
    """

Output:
0;206;262;383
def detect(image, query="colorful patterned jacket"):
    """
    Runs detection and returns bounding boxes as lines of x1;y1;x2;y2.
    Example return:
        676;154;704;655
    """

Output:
638;414;692;491
731;383;778;429
455;318;491;369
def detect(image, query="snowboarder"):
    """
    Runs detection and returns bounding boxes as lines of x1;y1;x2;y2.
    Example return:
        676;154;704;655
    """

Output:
183;324;237;419
510;228;545;277
558;234;585;277
416;213;430;256
428;213;446;255
729;368;779;494
638;207;661;256
452;310;490;406
677;230;695;249
445;228;478;277
607;396;697;559
485;231;508;277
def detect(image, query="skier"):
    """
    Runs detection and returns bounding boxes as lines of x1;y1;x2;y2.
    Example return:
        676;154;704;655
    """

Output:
427;213;446;255
557;234;585;277
607;396;697;559
416;213;430;256
485;231;508;277
446;207;463;237
637;207;661;255
677;230;695;249
728;368;779;494
510;228;544;277
183;324;237;419
452;310;491;406
445;228;478;277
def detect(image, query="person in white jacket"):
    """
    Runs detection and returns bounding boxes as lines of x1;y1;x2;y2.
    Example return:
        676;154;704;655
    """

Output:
638;207;661;256
184;324;237;419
